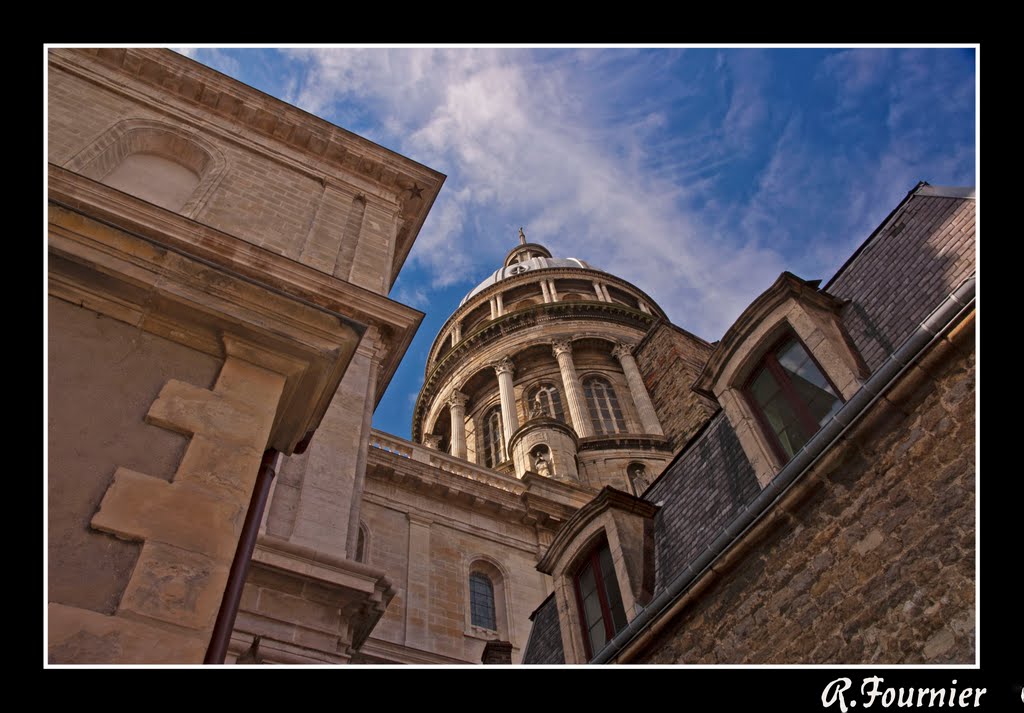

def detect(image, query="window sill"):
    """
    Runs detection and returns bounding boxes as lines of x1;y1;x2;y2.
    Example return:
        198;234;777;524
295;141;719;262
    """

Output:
464;626;500;642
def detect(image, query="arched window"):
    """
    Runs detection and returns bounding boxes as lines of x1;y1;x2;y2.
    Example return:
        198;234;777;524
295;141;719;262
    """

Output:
525;383;565;421
483;406;504;467
584;376;625;435
66;119;226;217
469;572;497;630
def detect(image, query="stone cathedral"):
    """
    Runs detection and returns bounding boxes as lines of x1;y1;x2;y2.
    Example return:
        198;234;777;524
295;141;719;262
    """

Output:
46;48;976;666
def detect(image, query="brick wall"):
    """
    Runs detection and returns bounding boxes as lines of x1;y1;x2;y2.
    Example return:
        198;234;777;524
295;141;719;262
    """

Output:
634;322;718;452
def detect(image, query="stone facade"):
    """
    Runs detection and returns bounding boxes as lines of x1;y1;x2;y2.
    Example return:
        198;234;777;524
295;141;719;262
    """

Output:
47;48;443;664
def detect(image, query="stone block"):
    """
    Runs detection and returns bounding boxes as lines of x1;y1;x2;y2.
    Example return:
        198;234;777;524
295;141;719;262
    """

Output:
119;541;230;631
91;467;246;561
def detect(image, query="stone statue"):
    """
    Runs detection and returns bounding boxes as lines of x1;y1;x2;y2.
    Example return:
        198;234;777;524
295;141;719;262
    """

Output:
529;392;545;419
519;226;527;245
630;463;651;494
534;449;551;476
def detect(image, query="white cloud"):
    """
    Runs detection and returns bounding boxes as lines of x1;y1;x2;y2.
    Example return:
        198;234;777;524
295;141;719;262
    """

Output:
275;47;973;340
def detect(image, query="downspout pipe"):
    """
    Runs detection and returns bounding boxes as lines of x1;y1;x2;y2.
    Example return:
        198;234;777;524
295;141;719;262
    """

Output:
204;448;281;664
593;275;975;664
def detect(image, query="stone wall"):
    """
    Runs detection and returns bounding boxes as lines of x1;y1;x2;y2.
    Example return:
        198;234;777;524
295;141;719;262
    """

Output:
635;312;975;664
47;297;221;616
634;322;717;453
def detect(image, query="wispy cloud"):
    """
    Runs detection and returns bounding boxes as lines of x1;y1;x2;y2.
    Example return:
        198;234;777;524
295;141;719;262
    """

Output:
187;47;974;347
280;48;811;337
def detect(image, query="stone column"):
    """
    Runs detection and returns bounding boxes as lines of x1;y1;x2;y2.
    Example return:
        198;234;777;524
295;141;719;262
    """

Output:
423;434;442;450
540;280;552;303
602;284;613;303
494;356;520;453
489;297;497;319
496;293;505;316
447;390;469;459
452;321;462;345
548;280;559;301
612;342;664;436
593;281;606;301
552;340;593;438
638;300;651;314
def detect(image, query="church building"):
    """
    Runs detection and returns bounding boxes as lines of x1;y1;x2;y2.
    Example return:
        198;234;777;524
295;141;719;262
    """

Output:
46;48;976;666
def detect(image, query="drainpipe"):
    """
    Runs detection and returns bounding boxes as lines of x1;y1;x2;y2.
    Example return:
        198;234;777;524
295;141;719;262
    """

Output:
204;448;281;664
592;275;975;664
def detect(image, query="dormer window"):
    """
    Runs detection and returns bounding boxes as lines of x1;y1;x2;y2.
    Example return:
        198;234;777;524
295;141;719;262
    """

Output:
573;538;627;659
692;272;869;487
744;335;843;461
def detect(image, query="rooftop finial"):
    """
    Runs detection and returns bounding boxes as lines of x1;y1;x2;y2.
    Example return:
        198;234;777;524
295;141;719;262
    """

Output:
518;227;526;245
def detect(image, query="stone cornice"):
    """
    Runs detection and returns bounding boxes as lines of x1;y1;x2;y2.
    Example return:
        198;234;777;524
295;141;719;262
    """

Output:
365;433;592;531
412;302;656;441
367;447;572;530
575;434;673;453
48;164;421;409
48;48;446;287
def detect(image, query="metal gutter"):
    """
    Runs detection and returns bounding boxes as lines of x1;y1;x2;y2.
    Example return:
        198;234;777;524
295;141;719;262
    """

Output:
592;274;976;664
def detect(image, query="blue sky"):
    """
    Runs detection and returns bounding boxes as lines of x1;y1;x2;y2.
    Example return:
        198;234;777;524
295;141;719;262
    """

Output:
173;46;977;439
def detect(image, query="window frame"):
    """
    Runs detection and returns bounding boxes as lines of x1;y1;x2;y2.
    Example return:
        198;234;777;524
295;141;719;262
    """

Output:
582;375;625;435
742;332;844;464
483;405;505;467
525;382;566;422
571;538;627;660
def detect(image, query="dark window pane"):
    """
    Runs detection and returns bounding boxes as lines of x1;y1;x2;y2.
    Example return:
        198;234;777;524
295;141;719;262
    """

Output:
484;408;504;467
747;336;844;460
598;545;628;633
575;540;629;659
469;573;496;630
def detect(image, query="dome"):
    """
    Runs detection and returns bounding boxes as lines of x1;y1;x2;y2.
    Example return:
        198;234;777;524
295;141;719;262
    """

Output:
460;256;598;306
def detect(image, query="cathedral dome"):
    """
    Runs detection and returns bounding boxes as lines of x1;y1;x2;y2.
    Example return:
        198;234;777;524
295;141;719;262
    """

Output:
412;229;673;488
459;256;598;306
